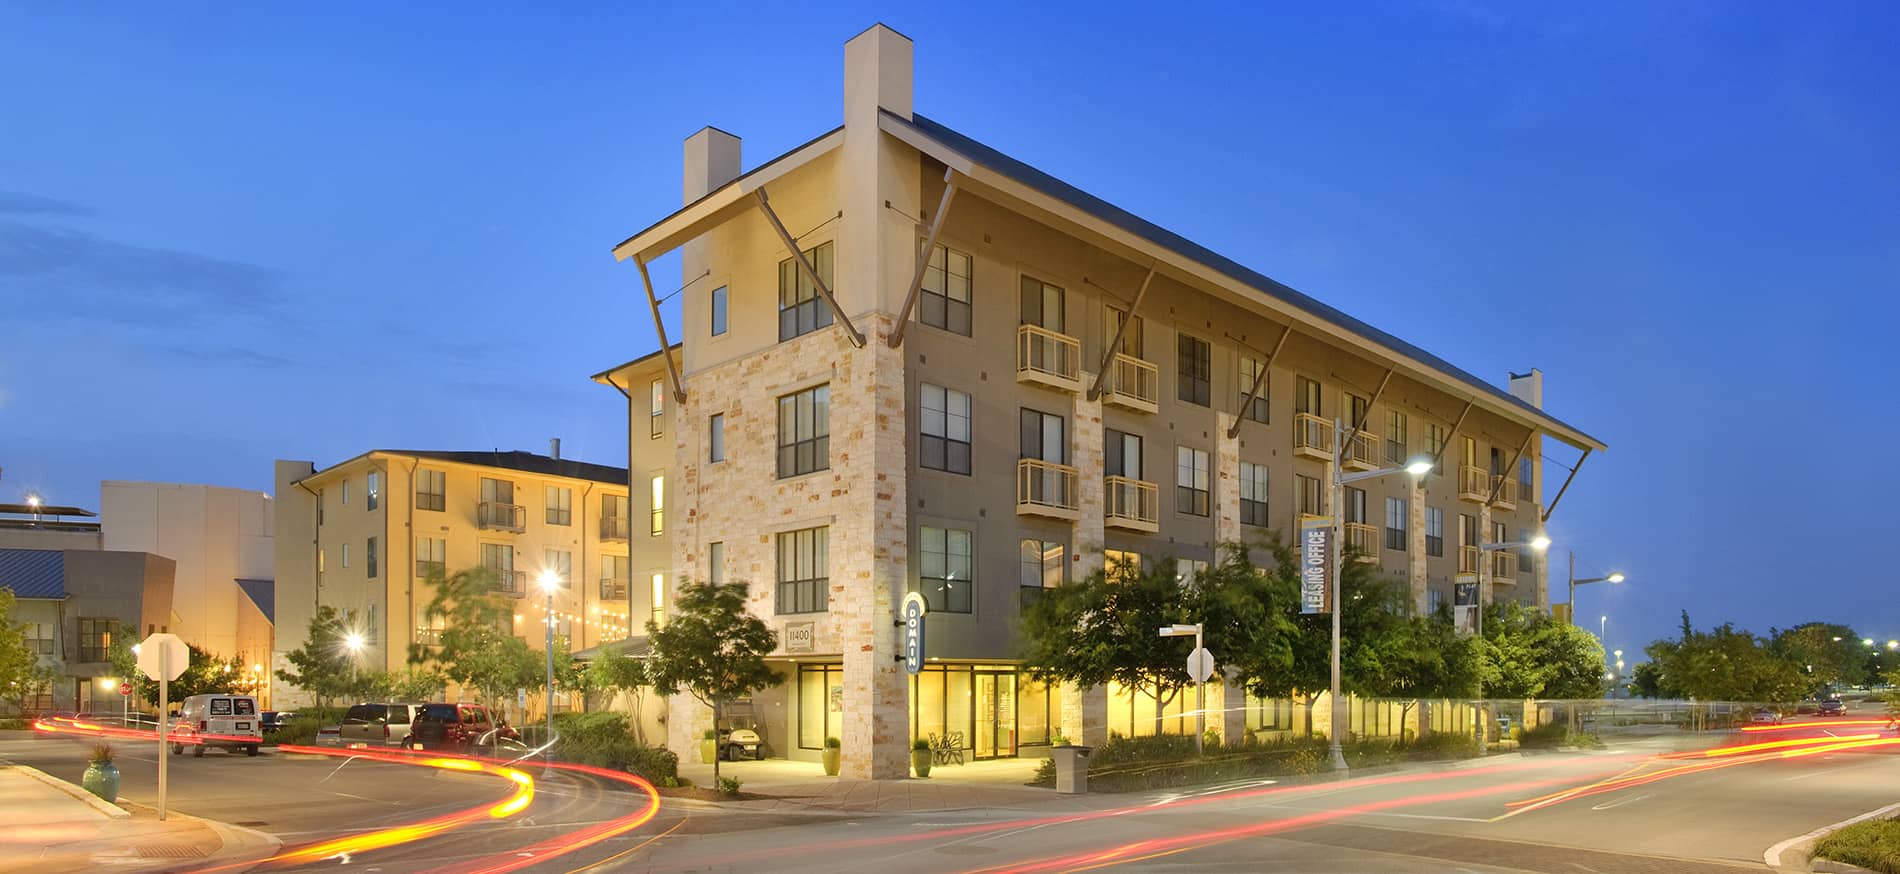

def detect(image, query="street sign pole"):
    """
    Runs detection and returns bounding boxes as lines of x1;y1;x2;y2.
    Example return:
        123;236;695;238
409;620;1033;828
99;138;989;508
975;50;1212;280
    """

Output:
1194;625;1205;756
158;648;168;822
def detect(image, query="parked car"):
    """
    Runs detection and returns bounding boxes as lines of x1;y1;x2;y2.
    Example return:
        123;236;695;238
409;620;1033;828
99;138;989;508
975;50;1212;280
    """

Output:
1749;708;1782;726
1818;699;1848;717
339;703;421;747
260;711;296;733
404;703;516;752
171;694;263;757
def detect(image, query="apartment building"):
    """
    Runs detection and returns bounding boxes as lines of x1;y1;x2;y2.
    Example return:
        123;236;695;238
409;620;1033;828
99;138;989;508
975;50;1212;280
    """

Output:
599;25;1605;778
272;449;636;709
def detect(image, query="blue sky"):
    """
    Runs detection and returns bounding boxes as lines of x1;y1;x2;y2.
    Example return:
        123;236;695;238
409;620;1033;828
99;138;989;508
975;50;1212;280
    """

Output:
3;3;1896;657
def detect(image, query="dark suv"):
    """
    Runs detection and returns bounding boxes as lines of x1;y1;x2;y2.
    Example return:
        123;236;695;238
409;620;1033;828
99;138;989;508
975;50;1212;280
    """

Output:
405;703;514;752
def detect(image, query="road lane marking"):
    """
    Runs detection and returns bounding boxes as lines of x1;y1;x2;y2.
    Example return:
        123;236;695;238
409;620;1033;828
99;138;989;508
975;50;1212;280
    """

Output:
1588;793;1648;811
1783;763;1856;782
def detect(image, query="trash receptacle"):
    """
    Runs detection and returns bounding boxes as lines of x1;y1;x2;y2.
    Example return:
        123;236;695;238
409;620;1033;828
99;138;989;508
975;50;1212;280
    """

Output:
1052;744;1091;794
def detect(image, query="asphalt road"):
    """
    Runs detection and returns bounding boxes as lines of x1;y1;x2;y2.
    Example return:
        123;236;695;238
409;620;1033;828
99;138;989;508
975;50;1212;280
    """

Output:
8;709;1898;873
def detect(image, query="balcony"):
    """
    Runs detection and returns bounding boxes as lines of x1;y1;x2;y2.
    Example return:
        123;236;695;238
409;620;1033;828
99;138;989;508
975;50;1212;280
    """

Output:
479;501;527;532
1343;430;1379;471
1458;545;1479;575
488;569;526;598
1491;476;1519;512
1293;413;1335;461
1102;354;1158;414
1457;466;1490;503
599;515;630;542
1491;551;1518;584
1344;522;1378;562
600;576;630;601
1016;324;1082;393
1016;458;1079;520
1104;476;1160;533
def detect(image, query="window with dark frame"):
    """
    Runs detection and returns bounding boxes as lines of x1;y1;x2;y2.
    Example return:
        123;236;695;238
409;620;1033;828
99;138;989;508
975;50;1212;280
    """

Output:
775;526;829;614
77;617;113;662
367;536;379;578
1177;333;1211;406
1107;306;1144;358
1019;275;1065;332
367;472;381;511
918;526;972;613
1428;424;1449;474
1018;408;1066;464
1385;410;1409;466
1239;355;1269;423
920;244;973;335
649;379;665;439
416;469;446;512
1344;487;1367;524
546;548;573;589
1239;461;1269;527
649;473;664;536
1296;376;1322;417
1385;496;1407;551
1297;474;1321;517
710;285;728;336
1019;539;1064;590
709;413;725;463
777;384;831;478
1175;446;1210;516
1346;393;1370;431
545;486;572;526
1426;507;1445;557
920;383;971;475
1105;430;1143;479
779;241;836;341
416;536;446;578
1520;456;1534;501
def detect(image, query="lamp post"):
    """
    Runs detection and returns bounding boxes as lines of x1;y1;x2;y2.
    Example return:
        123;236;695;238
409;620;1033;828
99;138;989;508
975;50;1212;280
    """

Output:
343;632;365;685
1601;615;1608;642
1473;533;1552;752
1327;427;1434;771
1158;623;1206;755
1566;553;1625;626
538;570;560;753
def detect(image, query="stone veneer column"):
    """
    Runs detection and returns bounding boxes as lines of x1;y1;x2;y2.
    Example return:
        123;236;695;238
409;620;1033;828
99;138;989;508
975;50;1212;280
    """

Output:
1214;413;1241;547
1408;479;1428;615
1062;376;1109;746
840;315;911;779
1478;503;1494;605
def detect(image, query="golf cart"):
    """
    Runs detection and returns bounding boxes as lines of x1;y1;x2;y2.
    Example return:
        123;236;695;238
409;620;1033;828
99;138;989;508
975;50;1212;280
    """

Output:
717;700;766;761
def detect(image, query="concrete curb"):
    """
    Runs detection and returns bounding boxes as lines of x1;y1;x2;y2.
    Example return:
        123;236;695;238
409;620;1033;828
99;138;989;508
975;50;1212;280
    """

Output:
1764;800;1900;873
170;809;284;871
5;763;131;819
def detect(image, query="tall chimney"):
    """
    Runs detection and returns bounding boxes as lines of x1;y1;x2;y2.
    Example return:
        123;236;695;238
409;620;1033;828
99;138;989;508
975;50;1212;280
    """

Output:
844;23;913;124
683;127;742;206
1508;369;1544;409
549;437;561;461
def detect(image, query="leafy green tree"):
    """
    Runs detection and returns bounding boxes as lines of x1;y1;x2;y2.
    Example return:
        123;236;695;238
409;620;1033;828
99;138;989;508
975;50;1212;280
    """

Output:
1639;612;1803;703
1;590;59;713
275;605;356;711
645;580;778;782
1365;608;1479;739
1480;601;1606;700
413;567;543;717
1629;660;1672;699
584;641;650;742
1770;622;1868;693
356;666;445;703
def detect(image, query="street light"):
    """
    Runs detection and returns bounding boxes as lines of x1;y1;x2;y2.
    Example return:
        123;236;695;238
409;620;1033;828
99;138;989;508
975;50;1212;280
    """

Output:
25;493;41;524
1158;623;1207;755
1326;439;1437;771
1601;615;1608;641
1472;534;1552;752
343;632;365;684
538;569;561;754
1567;553;1626;627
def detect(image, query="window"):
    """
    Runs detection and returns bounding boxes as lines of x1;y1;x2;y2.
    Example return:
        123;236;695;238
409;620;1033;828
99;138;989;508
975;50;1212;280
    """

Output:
1239;355;1269;423
1019;539;1064;589
1239;461;1269;527
545;486;572;526
918;526;973;613
1177;333;1211;406
1176;558;1209;581
649;379;665;439
798;663;843;750
920;383;972;474
920;244;972;335
1428;587;1445;614
367;472;381;511
710;285;728;336
649;474;665;536
416;537;447;578
1345;393;1369;431
24;622;53;655
1460;514;1479;571
1427;424;1449;474
1344;487;1367;524
1019;408;1067;464
1463;436;1480;467
707;542;724;585
1385;410;1409;466
1105;430;1143;478
651;573;666;626
1297;474;1321;517
416;469;445;511
1105;549;1143;578
1295;376;1322;417
779;240;835;341
342;542;350;569
341;478;350;506
78;618;113;662
1106;305;1144;357
367;537;379;578
1019;275;1065;331
1518;527;1539;573
1426;507;1445;557
1175;446;1210;516
709;413;725;463
777;384;831;478
600;555;628;600
481;542;514;575
1492;521;1508;547
776;526;829;614
546;549;573;589
1520;456;1534;501
1386;496;1407;551
481;477;514;506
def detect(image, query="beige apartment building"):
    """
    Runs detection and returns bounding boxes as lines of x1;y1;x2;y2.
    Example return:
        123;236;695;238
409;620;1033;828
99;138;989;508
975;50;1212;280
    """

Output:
598;25;1605;778
272;450;638;710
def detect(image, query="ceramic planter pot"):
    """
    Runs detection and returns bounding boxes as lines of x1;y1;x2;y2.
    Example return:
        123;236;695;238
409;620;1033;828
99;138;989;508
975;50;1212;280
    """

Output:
910;749;932;778
821;747;841;776
699;739;717;764
82;762;120;804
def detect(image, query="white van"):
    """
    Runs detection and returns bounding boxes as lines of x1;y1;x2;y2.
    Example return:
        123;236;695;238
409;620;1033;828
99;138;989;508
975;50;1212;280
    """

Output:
170;694;263;757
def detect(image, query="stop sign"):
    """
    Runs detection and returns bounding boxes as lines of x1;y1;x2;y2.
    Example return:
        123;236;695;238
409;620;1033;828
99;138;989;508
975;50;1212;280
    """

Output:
135;633;189;682
119;684;132;696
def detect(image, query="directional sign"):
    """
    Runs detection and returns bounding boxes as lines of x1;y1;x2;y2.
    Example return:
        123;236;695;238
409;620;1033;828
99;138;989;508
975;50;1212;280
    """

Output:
902;592;928;675
1186;647;1216;684
1299;516;1333;614
136;633;189;681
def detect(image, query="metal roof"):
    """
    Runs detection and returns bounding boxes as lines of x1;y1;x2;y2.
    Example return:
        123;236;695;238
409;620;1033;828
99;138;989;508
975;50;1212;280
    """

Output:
0;503;96;517
302;450;628;488
0;549;66;599
237;578;275;625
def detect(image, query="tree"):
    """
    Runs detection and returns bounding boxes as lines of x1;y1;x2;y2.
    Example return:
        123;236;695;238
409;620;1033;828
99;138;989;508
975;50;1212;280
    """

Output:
585;641;650;743
0;589;56;714
356;666;444;703
644;580;778;782
1770;623;1868;693
1365;608;1479;740
414;567;542;718
275;606;356;712
1629;660;1670;699
1639;612;1804;703
1480;601;1606;700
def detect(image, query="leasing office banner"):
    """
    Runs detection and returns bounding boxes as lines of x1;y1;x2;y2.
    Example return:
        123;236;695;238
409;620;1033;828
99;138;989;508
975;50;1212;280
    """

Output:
1300;516;1333;614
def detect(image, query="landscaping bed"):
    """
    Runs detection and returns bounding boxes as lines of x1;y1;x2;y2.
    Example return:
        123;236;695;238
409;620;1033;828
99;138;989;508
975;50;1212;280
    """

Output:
1815;818;1900;874
1029;732;1479;793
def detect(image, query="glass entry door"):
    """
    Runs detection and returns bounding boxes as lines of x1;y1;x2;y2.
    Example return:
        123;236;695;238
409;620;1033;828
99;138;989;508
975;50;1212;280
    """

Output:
974;671;1018;759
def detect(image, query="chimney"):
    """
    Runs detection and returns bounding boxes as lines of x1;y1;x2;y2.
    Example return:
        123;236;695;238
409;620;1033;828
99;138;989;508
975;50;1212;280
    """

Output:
549;438;561;461
1508;369;1543;409
844;23;913;124
683;127;742;206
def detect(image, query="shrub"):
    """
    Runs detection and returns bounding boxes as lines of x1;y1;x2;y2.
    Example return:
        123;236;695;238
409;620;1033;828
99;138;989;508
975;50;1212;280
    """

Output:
703;728;717;740
0;718;29;731
824;736;840;749
1814;817;1900;874
1515;722;1591;749
1030;731;1478;793
715;775;742;796
89;743;115;764
273;714;325;747
912;737;931;752
627;745;679;783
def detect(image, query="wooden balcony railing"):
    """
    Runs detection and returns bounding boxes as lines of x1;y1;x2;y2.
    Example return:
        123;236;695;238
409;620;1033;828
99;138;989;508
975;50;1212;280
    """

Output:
1457;466;1490;503
1345;522;1379;562
1491;475;1520;511
1104;476;1159;532
1491;551;1518;584
1343;430;1379;471
1103;353;1158;414
479;501;527;532
1015;458;1079;520
1458;545;1480;575
1016;324;1082;393
1293;413;1335;461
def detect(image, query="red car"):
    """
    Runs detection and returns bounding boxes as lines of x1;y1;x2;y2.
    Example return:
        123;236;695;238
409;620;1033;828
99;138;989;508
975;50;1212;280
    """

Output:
402;703;517;752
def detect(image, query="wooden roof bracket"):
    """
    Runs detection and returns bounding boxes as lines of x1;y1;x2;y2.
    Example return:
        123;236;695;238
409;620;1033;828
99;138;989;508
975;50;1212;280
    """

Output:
1489;429;1536;506
889;167;960;348
754;188;865;348
1225;324;1293;439
634;253;687;405
1338;368;1394;455
1085;261;1158;400
1429;399;1477;472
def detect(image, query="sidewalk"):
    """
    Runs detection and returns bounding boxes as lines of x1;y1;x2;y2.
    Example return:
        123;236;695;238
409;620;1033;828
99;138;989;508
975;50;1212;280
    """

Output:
673;756;1111;814
0;764;279;873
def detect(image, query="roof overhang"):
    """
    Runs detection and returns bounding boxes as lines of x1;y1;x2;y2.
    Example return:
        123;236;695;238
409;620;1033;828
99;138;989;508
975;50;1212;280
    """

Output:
610;127;845;265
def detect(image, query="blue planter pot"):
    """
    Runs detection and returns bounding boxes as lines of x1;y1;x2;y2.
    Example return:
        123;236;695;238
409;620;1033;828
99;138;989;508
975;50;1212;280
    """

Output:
82;762;120;804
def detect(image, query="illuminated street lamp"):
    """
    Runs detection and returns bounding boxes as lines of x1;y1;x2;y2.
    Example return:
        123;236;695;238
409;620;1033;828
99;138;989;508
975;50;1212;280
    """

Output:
538;569;561;754
1567;553;1626;627
343;631;365;684
25;493;42;524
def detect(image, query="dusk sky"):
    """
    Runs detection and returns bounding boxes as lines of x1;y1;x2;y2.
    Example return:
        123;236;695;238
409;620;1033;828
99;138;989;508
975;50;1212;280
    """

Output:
3;3;1895;658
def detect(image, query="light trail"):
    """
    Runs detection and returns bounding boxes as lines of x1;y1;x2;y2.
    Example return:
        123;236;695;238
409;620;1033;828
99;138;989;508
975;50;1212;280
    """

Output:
1740;719;1892;733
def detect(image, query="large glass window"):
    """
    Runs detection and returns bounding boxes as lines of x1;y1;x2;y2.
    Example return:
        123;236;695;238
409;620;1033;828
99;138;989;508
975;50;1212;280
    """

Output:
1239;461;1269;527
1105;430;1142;479
779;241;835;341
1019;276;1065;332
710;285;728;336
600;555;628;600
918;526;972;613
545;549;572;589
416;469;445;512
1018;677;1055;746
920;244;973;336
1297;474;1321;517
1428;423;1449;474
1385;410;1409;466
1177;333;1211;407
1344;487;1367;524
1108;680;1191;738
1520;456;1535;501
1019;539;1064;590
1105;306;1144;357
1105;549;1142;578
77;617;113;662
776;526;828;614
1295;376;1322;417
798;664;843;749
920;383;972;475
1245;695;1295;734
777;384;831;478
1175;446;1209;516
1427;507;1445;557
546;486;572;526
1238;355;1269;423
649;473;664;536
1346;393;1369;431
1386;496;1408;551
1018;408;1066;464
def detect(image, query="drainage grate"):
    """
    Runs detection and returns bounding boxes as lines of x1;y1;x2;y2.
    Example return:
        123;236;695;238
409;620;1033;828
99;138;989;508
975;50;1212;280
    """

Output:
135;843;209;860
